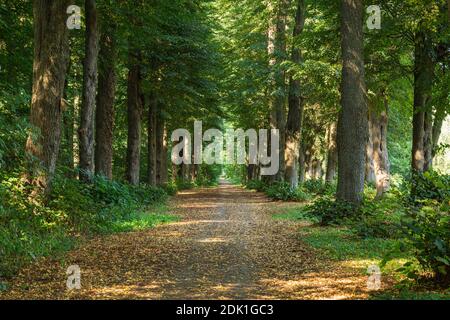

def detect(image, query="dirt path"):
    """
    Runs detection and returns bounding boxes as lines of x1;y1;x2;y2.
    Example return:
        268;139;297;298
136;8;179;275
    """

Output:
2;182;369;299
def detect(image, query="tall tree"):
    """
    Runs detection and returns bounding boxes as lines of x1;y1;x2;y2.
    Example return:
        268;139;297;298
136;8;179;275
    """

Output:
26;0;71;196
79;0;99;182
336;0;368;204
372;94;390;199
147;93;157;186
125;55;143;185
411;30;435;173
285;0;305;188
325;121;338;183
95;26;117;180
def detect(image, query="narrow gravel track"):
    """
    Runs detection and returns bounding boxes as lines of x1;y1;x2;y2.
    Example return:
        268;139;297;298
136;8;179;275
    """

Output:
1;182;369;299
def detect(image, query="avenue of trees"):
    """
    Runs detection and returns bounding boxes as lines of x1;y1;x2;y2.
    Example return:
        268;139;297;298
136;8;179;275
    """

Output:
0;0;449;289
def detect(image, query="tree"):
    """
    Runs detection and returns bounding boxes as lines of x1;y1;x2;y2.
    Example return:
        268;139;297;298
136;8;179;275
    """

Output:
336;0;368;204
325;121;337;183
95;25;117;180
285;0;305;188
125;54;143;185
267;0;288;181
26;0;71;196
412;30;435;173
372;95;390;198
147;92;157;186
79;0;99;182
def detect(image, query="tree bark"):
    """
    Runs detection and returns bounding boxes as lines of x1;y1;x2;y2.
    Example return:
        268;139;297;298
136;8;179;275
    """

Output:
412;31;435;172
325;121;338;183
95;29;117;180
432;113;444;158
285;0;305;189
147;93;157;186
372;95;390;199
274;0;288;181
267;0;288;181
365;110;376;184
336;0;368;205
298;144;306;184
26;0;70;197
79;0;99;182
126;56;142;185
156;112;168;186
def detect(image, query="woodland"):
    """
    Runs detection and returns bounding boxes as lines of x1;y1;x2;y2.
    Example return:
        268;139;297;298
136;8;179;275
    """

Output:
0;0;449;299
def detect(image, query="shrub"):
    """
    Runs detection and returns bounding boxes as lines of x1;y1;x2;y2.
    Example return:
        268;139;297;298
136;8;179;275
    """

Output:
246;179;268;192
176;178;196;190
303;196;356;225
303;180;336;196
0;173;169;278
265;182;310;202
409;171;450;203
401;200;450;284
163;181;178;196
349;198;404;239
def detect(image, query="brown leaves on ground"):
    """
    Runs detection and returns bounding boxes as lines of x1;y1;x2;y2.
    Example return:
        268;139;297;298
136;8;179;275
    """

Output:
1;182;371;300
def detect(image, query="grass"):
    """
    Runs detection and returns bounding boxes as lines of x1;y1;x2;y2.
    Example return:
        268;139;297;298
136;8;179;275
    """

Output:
104;204;179;233
272;204;450;300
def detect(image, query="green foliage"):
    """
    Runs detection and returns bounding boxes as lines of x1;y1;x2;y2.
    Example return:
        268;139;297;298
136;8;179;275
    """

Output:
0;173;171;278
348;197;405;239
176;178;196;190
265;182;310;202
409;171;450;203
163;181;178;196
301;192;405;238
303;180;336;196
401;200;450;284
302;196;357;225
246;179;268;192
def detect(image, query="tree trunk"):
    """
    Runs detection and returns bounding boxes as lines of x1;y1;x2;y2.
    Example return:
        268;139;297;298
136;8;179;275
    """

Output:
156;110;168;186
336;0;368;205
412;31;435;172
423;110;434;171
325;121;338;183
298;145;306;184
274;0;288;181
432;113;444;159
126;56;142;185
61;60;75;176
285;0;305;189
365;110;376;184
372;95;390;199
160;120;169;185
26;0;70;197
79;0;99;182
95;30;117;180
267;0;288;181
147;93;157;186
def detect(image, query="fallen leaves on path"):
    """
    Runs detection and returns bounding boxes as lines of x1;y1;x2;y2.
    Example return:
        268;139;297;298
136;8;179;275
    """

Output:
1;183;371;300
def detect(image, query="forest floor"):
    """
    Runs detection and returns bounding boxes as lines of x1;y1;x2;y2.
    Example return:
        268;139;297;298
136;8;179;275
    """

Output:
1;182;377;300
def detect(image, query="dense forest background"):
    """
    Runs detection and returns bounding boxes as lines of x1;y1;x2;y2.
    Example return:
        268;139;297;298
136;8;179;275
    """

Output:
0;0;449;297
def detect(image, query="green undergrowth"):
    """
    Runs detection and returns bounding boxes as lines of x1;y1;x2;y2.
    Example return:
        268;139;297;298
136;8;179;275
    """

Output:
271;171;450;300
0;172;176;279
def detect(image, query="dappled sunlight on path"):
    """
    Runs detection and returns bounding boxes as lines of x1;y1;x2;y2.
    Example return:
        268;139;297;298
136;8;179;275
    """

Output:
1;183;370;300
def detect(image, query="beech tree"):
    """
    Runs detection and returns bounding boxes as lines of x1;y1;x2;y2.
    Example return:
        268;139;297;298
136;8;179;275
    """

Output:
285;0;306;188
79;0;99;182
336;0;368;204
26;0;71;196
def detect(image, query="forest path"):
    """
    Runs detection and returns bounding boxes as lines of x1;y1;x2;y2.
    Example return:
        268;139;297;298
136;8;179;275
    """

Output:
2;182;369;299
